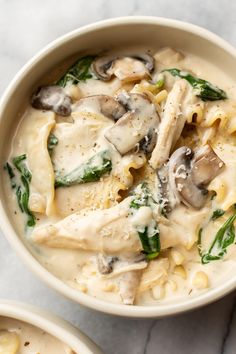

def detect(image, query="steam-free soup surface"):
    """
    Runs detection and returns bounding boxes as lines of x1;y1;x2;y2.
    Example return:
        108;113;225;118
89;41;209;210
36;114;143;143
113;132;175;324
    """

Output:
4;46;236;305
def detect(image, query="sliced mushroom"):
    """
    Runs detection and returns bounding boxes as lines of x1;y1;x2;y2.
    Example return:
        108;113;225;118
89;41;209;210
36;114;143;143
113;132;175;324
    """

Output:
73;94;126;121
97;254;118;274
104;92;159;155
139;128;157;154
92;55;117;81
133;53;155;72
169;146;206;209
110;57;150;83
99;254;147;278
31;86;72;116
191;145;224;186
168;145;224;209
92;53;154;82
97;254;147;305
150;79;187;169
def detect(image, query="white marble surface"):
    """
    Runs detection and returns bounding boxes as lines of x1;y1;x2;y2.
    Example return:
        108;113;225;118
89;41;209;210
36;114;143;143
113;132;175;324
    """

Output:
1;1;236;353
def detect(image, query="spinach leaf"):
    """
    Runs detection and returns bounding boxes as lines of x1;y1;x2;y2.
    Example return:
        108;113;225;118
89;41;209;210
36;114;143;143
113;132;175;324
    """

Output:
13;154;32;182
55;150;112;188
130;183;157;209
5;155;35;228
56;55;95;88
155;73;165;89
130;183;160;260
211;209;225;221
198;210;236;264
163;68;227;101
138;224;160;260
4;162;16;188
47;133;58;155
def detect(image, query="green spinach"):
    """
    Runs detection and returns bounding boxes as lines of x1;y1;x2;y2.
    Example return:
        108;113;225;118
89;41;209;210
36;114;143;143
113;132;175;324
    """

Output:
5;154;35;227
47;133;58;155
57;55;95;88
55;150;112;188
198;210;236;264
130;183;160;260
211;209;225;221
163;68;227;101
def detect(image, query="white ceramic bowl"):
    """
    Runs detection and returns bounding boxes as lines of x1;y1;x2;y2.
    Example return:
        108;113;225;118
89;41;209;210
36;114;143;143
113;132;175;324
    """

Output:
1;16;236;318
0;300;103;353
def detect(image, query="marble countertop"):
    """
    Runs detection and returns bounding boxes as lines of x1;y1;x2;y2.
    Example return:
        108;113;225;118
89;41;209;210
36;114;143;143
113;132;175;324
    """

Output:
1;1;236;353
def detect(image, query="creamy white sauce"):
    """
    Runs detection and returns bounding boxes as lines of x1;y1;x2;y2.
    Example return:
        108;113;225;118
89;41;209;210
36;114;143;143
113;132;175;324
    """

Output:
0;317;74;353
4;47;236;306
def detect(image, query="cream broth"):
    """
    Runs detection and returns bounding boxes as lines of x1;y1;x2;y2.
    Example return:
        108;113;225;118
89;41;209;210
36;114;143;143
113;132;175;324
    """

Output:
4;47;236;305
0;317;74;354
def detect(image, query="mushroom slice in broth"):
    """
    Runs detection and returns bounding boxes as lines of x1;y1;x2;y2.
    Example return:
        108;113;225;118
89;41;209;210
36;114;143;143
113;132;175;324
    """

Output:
97;254;148;278
169;146;207;209
92;53;154;82
168;145;225;209
139;128;158;154
104;92;159;155
73;94;126;121
191;145;225;186
97;254;119;275
31;86;72;116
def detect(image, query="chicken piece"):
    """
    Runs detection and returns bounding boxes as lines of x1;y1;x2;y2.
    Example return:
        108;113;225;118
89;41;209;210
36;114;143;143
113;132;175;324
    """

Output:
31;197;142;254
119;270;142;305
149;80;187;169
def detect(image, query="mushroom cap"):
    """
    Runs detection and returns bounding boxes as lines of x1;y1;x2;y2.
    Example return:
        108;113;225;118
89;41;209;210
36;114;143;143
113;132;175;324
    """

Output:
92;53;154;82
92;55;117;81
139;128;157;154
168;145;225;209
97;254;119;274
31;85;72;116
73;94;126;121
168;146;208;209
191;145;224;186
105;92;159;155
133;53;155;72
110;57;150;83
98;254;147;278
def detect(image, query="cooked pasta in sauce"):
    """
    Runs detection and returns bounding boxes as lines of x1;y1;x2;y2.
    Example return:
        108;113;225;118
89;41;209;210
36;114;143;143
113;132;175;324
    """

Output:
4;46;236;305
0;317;75;353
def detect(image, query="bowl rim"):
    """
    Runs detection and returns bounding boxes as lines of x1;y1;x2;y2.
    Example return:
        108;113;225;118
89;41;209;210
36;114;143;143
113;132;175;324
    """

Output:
0;300;103;353
1;16;236;318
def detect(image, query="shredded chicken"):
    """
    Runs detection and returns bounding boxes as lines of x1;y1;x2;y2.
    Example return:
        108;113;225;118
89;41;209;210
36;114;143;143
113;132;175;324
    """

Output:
149;79;187;169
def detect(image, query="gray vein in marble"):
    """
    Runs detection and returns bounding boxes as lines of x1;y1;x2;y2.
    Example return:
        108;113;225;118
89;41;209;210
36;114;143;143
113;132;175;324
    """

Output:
143;320;157;354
